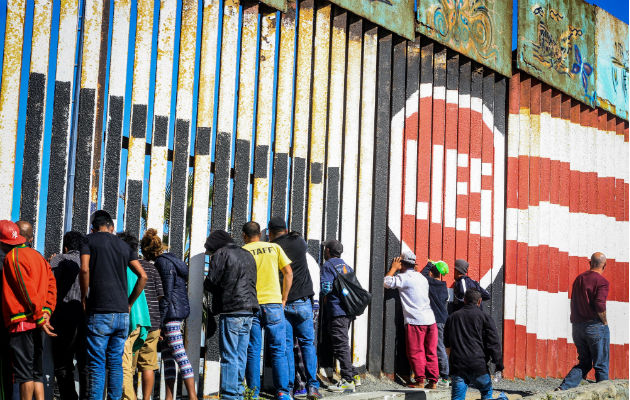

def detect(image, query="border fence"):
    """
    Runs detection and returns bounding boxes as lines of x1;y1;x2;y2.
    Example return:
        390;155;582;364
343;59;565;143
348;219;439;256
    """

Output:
0;0;627;397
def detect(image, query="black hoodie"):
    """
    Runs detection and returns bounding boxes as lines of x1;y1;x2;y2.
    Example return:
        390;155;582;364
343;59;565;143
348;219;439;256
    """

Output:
444;303;504;376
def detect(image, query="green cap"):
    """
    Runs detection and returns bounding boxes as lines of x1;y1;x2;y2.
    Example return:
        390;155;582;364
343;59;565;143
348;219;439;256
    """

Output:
434;260;449;275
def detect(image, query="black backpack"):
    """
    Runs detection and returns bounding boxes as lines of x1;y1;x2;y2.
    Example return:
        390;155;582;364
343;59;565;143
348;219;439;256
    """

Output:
332;264;372;317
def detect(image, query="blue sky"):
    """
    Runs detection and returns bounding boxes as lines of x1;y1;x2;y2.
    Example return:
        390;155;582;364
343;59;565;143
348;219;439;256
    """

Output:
1;0;628;253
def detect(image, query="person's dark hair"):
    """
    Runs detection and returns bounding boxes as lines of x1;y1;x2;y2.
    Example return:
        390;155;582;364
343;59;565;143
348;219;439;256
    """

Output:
464;289;482;305
328;248;341;258
141;229;164;261
242;221;261;238
117;231;139;252
268;227;287;237
91;210;114;230
62;231;85;252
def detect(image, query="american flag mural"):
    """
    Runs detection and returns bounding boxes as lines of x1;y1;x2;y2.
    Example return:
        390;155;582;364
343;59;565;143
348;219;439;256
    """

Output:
504;72;629;380
0;0;627;396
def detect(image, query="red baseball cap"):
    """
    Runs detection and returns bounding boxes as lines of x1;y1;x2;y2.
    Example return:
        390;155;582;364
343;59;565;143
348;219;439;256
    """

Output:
0;220;26;246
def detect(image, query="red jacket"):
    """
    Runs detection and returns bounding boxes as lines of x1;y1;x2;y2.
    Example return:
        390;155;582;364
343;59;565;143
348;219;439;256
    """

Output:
2;245;56;328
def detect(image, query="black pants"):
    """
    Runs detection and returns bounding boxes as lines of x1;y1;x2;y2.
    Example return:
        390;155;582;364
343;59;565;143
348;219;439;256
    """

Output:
329;316;357;381
51;311;87;400
0;326;13;400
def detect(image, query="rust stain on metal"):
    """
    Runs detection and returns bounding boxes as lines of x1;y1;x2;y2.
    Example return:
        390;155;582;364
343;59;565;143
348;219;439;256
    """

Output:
328;0;414;40
91;0;111;210
416;0;512;77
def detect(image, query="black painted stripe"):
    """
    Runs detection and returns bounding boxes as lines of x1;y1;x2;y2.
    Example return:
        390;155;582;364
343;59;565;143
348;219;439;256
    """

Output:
309;161;322;184
254;145;269;179
125;103;149;236
383;37;407;376
168;118;190;258
125;179;143;238
491;75;506;344
44;80;72;257
102;95;124;218
71;88;96;233
289;156;307;234
367;32;392;375
270;152;288;219
210;131;231;232
20;72;47;228
420;40;434;86
196;126;211;156
459;60;471;98
323;166;340;240
306;239;320;263
230;138;251;243
153;115;169;147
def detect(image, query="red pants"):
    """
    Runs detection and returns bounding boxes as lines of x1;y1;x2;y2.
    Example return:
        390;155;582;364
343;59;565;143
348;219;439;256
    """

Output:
406;323;439;383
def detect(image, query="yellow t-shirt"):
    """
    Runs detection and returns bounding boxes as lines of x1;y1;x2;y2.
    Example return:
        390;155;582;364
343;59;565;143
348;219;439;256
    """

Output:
242;241;292;305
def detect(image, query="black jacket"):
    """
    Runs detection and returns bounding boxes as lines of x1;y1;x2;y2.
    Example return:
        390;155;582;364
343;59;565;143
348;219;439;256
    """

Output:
421;263;449;323
444;304;503;376
155;252;191;324
453;275;490;311
204;243;259;315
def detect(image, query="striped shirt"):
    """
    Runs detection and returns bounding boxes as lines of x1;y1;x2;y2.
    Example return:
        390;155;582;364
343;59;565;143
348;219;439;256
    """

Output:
140;259;164;330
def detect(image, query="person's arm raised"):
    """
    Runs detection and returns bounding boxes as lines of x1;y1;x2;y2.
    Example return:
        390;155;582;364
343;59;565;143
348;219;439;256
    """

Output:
128;259;148;311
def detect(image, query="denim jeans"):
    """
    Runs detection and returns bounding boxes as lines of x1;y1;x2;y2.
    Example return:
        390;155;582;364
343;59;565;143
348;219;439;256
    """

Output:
560;321;610;390
284;299;319;391
220;314;254;400
85;313;129;400
451;372;493;400
436;323;449;379
246;304;289;397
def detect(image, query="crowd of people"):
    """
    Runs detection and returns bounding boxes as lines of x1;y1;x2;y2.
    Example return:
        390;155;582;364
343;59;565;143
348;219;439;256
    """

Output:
0;209;612;400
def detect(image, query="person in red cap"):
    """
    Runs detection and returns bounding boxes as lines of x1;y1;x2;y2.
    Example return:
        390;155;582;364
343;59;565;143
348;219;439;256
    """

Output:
0;220;57;400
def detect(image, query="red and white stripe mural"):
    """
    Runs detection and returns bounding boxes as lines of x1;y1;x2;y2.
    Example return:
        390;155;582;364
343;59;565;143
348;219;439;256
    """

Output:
504;72;629;380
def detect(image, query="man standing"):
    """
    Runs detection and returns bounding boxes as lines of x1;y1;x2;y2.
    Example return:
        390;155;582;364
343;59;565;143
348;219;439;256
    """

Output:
204;230;258;400
320;240;360;393
385;252;438;389
445;289;503;400
50;231;88;400
558;252;610;390
80;211;147;400
267;217;321;400
0;220;57;400
15;221;33;247
452;260;490;311
242;222;293;400
421;261;450;386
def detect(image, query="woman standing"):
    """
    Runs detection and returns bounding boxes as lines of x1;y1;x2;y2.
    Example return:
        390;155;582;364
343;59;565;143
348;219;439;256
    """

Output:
140;229;198;400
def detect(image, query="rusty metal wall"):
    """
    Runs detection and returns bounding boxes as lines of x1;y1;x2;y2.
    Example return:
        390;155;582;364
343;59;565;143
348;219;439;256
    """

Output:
0;0;627;395
504;71;629;380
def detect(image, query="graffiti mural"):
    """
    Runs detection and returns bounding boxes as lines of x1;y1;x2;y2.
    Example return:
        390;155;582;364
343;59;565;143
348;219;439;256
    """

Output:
416;0;512;76
595;9;629;120
518;0;597;106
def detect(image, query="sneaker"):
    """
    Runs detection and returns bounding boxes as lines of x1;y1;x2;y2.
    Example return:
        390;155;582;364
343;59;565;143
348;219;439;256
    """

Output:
294;389;307;399
307;387;323;400
278;391;293;400
407;381;424;389
438;378;451;388
353;375;362;387
425;381;437;390
327;380;356;393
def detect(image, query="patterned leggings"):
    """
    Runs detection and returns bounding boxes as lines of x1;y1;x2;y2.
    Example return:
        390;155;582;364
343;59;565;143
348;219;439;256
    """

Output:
163;320;194;380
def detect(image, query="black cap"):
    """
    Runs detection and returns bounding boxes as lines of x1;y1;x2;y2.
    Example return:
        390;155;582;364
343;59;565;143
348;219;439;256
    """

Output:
268;217;287;231
455;259;469;274
205;230;234;254
323;239;343;256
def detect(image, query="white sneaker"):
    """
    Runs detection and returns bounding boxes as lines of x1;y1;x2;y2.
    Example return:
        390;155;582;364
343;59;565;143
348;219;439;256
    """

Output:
327;380;356;393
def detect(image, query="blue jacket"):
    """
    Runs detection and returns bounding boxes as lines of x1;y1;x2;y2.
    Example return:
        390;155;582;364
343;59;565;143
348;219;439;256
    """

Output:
320;257;353;318
453;275;490;311
155;252;190;324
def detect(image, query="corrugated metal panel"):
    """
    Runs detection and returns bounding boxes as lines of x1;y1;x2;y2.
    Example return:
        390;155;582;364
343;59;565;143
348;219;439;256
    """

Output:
328;0;414;40
504;70;629;380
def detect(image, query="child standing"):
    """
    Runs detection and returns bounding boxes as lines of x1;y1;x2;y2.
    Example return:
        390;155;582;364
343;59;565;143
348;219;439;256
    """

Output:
452;259;490;311
384;251;438;389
